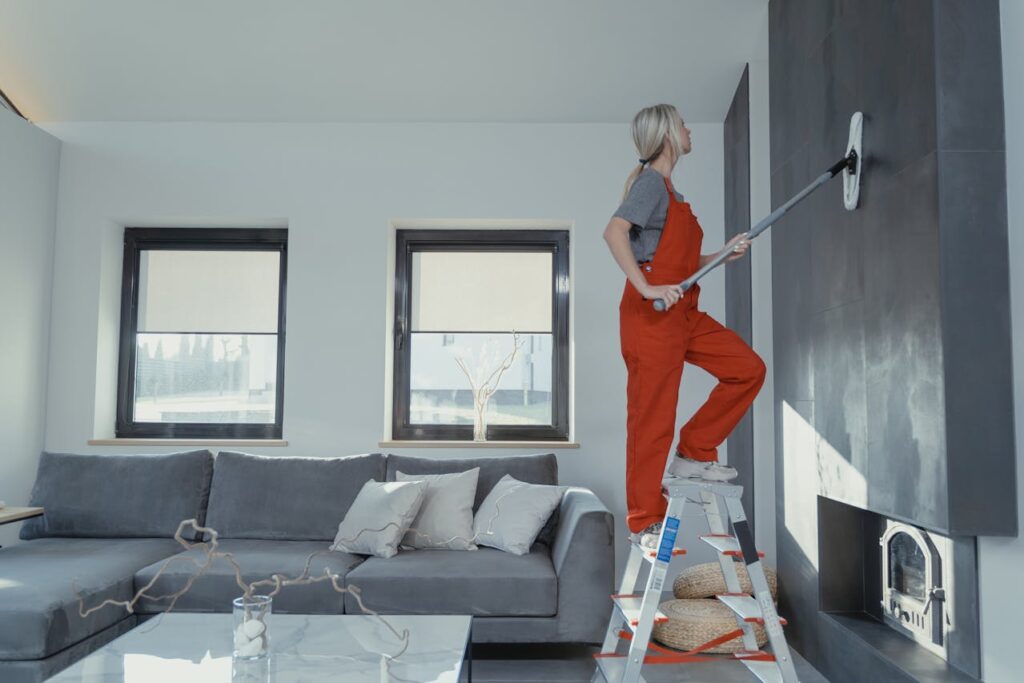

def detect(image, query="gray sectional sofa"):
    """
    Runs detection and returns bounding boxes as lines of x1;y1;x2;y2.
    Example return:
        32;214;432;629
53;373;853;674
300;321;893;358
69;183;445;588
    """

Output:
0;449;614;682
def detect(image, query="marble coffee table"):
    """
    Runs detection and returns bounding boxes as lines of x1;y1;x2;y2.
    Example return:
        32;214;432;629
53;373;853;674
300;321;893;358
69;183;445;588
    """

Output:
48;613;472;682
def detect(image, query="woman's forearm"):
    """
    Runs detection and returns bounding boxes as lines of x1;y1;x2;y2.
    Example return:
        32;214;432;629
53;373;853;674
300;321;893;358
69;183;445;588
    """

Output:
698;250;723;268
603;227;649;294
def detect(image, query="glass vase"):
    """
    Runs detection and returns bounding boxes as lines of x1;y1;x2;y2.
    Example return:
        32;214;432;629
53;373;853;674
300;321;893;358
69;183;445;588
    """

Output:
232;595;272;659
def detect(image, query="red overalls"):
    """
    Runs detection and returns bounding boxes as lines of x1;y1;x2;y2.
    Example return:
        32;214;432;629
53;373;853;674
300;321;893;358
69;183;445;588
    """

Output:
619;174;766;533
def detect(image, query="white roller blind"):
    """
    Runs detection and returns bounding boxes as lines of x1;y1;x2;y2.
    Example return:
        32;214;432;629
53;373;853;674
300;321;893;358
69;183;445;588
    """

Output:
138;250;281;333
411;250;552;332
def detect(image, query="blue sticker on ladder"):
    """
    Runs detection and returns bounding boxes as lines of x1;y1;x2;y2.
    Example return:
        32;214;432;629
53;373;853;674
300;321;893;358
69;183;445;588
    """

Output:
656;517;680;563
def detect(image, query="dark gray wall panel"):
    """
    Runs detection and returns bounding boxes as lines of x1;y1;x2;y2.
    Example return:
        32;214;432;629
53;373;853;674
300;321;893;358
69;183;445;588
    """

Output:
861;152;947;528
811;301;868;505
770;153;815;402
933;0;1005;152
808;177;863;314
931;0;1014;537
939;149;1016;535
724;65;754;529
858;0;938;184
949;536;981;676
769;0;1010;680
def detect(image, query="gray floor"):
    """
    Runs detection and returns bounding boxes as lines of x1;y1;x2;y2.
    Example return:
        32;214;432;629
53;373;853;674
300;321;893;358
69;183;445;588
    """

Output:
460;644;830;682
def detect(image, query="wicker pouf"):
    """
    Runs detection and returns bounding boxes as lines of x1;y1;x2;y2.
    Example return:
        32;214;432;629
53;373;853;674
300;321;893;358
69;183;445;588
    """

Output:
672;561;778;601
653;599;768;654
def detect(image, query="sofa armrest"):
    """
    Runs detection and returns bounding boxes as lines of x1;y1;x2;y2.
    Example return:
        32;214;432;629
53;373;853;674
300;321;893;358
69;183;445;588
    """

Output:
550;487;615;642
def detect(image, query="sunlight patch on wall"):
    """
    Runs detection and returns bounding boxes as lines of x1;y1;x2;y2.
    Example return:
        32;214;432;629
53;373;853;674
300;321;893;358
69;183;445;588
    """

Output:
782;400;819;571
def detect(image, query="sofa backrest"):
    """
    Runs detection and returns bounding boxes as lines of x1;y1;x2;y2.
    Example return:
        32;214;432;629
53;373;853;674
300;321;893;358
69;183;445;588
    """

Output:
203;451;386;541
385;452;561;545
20;449;214;540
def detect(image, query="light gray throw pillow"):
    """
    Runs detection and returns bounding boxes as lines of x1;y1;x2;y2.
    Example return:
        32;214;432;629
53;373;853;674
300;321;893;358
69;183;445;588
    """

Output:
396;468;480;550
331;480;428;558
472;474;566;555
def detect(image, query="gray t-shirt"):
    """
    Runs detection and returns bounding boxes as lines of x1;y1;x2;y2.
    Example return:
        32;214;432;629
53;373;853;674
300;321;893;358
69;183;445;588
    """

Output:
613;168;686;262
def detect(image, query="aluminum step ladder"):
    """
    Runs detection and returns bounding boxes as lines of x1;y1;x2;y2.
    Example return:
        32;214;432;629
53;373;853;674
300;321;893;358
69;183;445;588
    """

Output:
593;477;799;683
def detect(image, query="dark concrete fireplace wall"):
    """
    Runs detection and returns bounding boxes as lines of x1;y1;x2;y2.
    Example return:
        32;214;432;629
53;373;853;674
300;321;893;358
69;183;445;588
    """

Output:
724;65;754;532
769;1;1013;682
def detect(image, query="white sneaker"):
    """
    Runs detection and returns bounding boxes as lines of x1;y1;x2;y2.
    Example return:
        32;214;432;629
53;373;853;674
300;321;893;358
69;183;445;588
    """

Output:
629;521;663;551
667;453;739;482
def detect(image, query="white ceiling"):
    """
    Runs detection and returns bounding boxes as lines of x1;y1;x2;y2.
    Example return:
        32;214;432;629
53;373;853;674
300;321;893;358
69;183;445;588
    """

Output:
0;0;767;124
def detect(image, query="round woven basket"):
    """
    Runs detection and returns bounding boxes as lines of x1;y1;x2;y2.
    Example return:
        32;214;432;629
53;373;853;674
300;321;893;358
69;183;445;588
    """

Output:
672;561;778;601
652;599;768;654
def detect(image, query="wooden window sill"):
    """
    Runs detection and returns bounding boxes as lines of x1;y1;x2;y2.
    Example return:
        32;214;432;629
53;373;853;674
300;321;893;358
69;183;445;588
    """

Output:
88;439;289;447
379;440;579;449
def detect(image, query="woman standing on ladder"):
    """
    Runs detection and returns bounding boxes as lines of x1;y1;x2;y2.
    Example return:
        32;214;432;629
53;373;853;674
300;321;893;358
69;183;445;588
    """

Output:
603;103;765;550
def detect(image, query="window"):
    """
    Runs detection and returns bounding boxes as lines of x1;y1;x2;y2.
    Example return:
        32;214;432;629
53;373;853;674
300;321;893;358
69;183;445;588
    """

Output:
393;229;570;441
116;228;287;439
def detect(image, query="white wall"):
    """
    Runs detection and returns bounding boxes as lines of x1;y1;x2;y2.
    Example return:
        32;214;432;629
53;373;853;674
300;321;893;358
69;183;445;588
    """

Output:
0;107;59;547
978;4;1024;681
36;120;726;570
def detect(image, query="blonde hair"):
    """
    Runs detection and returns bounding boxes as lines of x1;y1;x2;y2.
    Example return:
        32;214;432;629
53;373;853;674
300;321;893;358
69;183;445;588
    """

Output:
621;103;686;201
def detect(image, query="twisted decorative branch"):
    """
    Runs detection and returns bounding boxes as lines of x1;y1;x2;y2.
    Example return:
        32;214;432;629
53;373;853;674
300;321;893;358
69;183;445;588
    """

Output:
76;482;520;674
454;331;526;438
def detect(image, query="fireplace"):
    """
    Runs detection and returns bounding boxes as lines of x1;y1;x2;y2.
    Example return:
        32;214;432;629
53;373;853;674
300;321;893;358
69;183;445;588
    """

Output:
880;520;952;660
817;495;981;681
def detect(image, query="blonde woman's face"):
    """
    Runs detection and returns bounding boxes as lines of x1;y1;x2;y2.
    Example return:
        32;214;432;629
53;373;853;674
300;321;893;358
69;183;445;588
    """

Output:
677;115;692;155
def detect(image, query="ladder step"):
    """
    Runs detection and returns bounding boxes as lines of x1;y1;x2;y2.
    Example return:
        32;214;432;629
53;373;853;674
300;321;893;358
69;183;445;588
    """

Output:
611;594;669;629
629;541;687;563
662;476;743;498
716;594;788;626
593;654;647;683
700;534;766;558
644;546;686;563
597;651;784;682
739;657;785;683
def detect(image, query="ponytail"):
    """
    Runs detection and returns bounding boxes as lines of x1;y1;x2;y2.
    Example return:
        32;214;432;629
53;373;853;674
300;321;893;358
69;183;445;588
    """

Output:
621;104;685;202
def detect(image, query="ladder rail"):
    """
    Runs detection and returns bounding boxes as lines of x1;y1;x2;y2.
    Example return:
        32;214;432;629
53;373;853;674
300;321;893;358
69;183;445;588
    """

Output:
700;490;761;651
621;495;687;683
599;539;647;654
724;495;800;683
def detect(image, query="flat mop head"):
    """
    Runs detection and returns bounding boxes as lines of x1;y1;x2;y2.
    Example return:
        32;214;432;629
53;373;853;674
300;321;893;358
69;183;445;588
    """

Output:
843;111;863;210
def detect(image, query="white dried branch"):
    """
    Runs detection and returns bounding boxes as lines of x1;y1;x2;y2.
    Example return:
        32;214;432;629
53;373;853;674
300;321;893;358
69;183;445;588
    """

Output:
478;332;524;396
453;331;525;438
75;482;520;675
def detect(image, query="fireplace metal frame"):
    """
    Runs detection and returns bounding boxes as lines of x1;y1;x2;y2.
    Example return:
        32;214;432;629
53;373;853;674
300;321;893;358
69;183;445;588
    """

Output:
880;520;952;660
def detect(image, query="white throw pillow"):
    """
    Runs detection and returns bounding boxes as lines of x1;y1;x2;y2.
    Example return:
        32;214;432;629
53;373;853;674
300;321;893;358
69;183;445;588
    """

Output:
397;468;480;550
472;474;566;555
331;480;427;558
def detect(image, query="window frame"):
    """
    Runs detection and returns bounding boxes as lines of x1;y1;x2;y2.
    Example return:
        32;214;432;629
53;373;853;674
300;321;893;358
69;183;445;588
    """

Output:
392;228;570;442
116;227;288;439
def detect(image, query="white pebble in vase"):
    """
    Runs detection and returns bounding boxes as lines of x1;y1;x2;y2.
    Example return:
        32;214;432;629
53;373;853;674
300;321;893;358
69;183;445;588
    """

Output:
232;595;272;659
242;618;266;639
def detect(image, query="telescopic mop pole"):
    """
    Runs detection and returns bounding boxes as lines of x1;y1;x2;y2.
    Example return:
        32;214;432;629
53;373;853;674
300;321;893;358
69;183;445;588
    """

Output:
652;112;863;312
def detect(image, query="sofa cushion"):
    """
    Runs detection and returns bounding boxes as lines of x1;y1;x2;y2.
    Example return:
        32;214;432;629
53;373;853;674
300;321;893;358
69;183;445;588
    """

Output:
204;452;386;540
343;547;557;617
20;450;214;540
0;537;184;659
133;539;365;614
386;453;560;545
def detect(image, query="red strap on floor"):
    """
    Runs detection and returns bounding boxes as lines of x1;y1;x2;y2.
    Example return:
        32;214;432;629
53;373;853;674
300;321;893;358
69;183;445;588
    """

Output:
609;627;765;665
